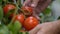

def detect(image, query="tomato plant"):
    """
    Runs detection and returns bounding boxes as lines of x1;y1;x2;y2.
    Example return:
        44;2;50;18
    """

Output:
19;30;25;32
23;16;39;31
3;4;16;15
22;6;33;15
15;14;25;24
19;30;29;34
0;0;38;34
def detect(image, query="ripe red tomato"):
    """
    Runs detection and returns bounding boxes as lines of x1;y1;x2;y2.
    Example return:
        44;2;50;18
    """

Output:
15;14;25;24
23;16;39;31
3;4;16;15
22;6;33;15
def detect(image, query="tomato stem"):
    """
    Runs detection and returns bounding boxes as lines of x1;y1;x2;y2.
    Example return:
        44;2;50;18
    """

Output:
10;0;18;24
19;8;26;18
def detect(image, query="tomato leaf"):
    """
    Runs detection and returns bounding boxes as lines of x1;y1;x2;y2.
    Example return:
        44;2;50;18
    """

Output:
13;21;22;32
8;21;22;34
42;8;51;15
0;0;2;4
0;6;3;20
0;25;10;34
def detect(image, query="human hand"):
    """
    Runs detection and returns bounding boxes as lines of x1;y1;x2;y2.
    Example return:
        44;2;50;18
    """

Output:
29;20;60;34
23;0;51;21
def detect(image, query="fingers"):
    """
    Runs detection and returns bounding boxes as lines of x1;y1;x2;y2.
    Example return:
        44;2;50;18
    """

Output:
33;14;41;21
37;30;45;34
23;0;39;7
29;24;41;34
31;0;39;7
39;0;52;12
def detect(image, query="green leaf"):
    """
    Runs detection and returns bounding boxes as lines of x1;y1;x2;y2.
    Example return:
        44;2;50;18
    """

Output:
0;6;3;20
13;21;22;31
0;0;2;2
0;25;10;34
42;8;51;15
8;21;22;34
0;0;2;4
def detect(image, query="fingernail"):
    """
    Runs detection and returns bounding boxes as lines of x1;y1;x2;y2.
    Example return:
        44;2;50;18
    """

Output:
31;4;36;7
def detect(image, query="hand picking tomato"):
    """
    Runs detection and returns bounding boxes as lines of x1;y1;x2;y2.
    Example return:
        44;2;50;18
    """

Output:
23;16;39;31
15;14;25;25
3;4;16;15
22;6;33;15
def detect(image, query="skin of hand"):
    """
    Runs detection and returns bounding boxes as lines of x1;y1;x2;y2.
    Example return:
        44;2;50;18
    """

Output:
23;0;52;21
29;20;60;34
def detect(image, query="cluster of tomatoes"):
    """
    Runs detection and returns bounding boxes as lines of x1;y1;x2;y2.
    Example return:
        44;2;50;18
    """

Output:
3;4;39;31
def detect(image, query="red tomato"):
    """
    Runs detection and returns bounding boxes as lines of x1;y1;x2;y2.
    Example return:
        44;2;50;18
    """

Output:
3;4;16;15
15;14;25;24
22;6;33;15
23;16;39;31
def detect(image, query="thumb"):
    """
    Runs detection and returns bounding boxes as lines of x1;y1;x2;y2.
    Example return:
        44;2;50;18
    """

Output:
37;30;45;34
29;24;41;34
31;0;39;7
